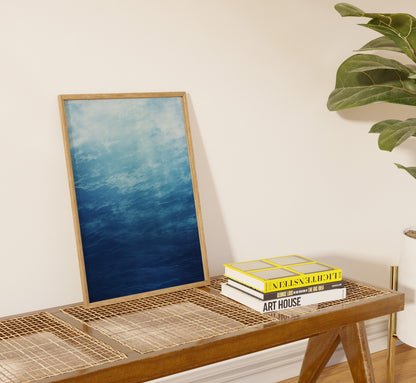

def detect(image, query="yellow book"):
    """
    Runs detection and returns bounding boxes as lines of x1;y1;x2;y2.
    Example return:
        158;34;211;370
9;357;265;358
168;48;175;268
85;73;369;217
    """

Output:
224;255;342;293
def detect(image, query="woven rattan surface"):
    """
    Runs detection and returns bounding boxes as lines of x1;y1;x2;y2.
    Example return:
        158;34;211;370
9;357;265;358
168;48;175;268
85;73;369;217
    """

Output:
0;278;396;383
61;277;391;355
62;287;277;354
0;312;126;383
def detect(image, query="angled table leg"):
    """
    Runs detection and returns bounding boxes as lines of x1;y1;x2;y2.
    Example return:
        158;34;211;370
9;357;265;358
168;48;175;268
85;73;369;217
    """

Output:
298;322;375;383
340;322;375;383
298;328;340;383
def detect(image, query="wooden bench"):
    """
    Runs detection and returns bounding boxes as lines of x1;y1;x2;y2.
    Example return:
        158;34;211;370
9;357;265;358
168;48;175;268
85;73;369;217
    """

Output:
0;277;404;383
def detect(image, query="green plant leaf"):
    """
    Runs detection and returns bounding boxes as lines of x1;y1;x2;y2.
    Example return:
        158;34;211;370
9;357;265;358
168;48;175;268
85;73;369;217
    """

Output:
362;20;416;63
335;3;394;24
327;54;416;110
368;119;401;133
358;37;405;54
346;54;415;73
335;3;365;17
395;163;416;179
334;3;416;63
369;118;416;151
330;4;416;180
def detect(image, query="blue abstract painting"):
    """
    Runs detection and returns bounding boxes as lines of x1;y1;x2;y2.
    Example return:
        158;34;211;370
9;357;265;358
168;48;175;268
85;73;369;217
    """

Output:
62;95;207;304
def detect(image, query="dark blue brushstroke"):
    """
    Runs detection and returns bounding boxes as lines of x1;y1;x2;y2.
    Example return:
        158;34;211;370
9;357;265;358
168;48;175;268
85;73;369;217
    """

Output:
64;98;205;303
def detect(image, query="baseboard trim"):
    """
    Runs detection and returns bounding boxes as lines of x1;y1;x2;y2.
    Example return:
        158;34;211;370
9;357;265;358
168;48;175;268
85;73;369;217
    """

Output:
150;316;389;383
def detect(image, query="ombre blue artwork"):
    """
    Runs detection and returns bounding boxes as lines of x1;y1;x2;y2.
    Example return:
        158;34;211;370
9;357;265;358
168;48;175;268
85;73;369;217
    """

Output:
63;96;206;303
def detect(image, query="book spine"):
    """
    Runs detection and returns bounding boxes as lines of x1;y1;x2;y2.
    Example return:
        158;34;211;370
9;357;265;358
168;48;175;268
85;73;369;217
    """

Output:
221;283;346;313
260;288;346;313
264;269;342;293
228;278;345;300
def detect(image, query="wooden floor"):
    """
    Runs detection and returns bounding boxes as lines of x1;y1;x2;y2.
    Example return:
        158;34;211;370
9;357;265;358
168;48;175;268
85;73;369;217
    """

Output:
279;344;416;383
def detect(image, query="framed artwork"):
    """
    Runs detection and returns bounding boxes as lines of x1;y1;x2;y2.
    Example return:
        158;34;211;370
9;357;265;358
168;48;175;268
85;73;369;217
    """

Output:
59;92;209;307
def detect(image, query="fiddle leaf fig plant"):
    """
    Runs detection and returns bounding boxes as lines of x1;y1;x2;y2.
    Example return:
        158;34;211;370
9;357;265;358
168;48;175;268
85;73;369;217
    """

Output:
327;3;416;179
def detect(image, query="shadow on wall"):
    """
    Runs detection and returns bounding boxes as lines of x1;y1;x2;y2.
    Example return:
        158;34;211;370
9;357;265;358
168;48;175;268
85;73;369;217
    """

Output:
186;95;234;276
337;102;416;167
313;253;391;289
337;102;415;123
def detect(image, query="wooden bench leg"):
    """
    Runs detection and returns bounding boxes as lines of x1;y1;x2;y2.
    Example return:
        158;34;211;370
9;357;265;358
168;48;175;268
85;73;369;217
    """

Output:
298;322;375;383
340;322;375;383
298;328;340;382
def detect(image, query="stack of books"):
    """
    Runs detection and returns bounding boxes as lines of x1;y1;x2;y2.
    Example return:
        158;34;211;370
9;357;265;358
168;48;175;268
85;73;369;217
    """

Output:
221;255;345;313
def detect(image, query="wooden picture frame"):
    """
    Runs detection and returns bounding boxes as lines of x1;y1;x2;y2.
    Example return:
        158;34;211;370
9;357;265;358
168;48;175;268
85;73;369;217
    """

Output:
58;92;209;307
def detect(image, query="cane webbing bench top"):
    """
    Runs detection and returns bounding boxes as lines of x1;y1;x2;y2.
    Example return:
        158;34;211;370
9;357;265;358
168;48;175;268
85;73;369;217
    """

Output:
0;312;125;383
61;286;277;355
60;277;390;355
0;277;400;383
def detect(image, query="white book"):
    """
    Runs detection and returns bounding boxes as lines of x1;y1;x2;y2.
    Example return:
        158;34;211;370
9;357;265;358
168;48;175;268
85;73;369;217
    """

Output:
221;283;346;313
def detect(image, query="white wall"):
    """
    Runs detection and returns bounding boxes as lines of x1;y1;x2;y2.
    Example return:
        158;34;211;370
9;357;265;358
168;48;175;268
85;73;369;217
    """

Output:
1;0;416;318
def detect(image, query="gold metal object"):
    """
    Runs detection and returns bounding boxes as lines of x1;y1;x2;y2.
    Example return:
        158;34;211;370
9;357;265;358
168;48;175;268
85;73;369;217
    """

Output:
387;265;399;383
